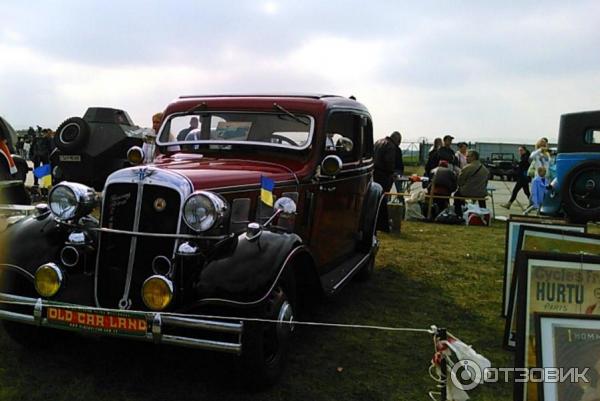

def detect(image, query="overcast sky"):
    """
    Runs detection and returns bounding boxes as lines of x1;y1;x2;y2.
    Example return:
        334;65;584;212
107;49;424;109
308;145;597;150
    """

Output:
1;1;599;143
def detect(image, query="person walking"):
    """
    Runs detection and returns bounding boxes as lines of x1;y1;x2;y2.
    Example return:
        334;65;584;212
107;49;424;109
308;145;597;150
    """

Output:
500;146;531;209
373;131;403;232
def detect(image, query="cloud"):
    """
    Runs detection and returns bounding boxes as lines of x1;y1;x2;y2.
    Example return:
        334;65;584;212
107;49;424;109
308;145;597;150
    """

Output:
1;1;600;145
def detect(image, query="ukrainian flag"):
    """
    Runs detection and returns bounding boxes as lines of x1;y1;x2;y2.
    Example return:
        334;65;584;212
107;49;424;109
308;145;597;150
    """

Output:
34;164;52;188
260;176;274;207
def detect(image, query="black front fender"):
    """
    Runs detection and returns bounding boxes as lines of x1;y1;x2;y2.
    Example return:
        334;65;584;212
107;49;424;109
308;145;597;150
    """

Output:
0;214;66;295
1;213;66;271
194;230;304;305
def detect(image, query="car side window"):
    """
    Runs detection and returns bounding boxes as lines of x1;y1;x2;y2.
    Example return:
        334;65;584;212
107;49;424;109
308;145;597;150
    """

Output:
362;117;373;160
325;111;361;163
584;129;600;144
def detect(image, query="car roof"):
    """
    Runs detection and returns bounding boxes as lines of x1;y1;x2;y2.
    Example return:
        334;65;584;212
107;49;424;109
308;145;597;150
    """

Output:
165;94;369;115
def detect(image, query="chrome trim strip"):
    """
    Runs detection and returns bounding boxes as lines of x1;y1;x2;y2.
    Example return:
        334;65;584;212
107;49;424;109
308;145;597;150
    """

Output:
0;263;35;282
94;166;194;309
0;293;242;355
156;111;315;152
331;251;373;292
161;315;242;334
77;225;230;240
118;179;144;310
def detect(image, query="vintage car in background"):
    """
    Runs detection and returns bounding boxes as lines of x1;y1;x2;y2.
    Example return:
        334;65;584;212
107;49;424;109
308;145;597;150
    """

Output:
0;115;30;205
0;94;382;386
50;107;145;190
483;153;517;181
542;110;600;223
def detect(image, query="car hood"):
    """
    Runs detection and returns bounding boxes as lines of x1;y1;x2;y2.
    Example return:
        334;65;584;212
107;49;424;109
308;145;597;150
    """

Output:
152;155;304;190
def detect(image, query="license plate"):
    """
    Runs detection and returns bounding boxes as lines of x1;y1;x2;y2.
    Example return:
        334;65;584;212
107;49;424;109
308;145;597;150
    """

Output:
46;306;148;336
59;155;81;162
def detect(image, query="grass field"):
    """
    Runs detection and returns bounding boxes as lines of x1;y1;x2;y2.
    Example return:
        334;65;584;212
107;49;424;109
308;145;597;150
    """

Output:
0;221;513;401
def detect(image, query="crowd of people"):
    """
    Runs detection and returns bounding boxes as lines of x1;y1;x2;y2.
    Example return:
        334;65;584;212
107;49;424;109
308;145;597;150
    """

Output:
425;135;489;220
373;132;554;226
14;126;56;186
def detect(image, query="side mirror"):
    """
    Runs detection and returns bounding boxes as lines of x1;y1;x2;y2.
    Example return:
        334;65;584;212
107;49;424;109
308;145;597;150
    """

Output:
336;136;354;153
320;155;343;177
274;197;297;215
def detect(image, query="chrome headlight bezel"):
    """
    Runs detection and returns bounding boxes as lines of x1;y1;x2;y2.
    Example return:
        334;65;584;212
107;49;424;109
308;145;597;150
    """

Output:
182;191;229;232
48;182;97;222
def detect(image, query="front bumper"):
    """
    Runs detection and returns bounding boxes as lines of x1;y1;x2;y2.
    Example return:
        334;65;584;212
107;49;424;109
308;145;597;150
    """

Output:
0;292;243;354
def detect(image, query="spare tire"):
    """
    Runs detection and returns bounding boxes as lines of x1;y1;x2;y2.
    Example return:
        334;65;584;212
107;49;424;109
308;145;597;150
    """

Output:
562;161;600;223
55;117;90;152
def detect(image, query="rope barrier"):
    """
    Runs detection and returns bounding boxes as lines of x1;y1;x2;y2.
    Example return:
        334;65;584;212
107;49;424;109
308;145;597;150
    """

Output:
0;299;433;333
0;298;453;400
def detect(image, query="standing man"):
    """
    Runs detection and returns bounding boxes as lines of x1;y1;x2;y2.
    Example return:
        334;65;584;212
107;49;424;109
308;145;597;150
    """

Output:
373;131;403;232
453;150;489;216
30;129;52;186
431;135;458;170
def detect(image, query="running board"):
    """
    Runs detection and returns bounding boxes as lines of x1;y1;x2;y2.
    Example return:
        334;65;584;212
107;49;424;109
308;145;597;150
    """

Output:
320;251;372;295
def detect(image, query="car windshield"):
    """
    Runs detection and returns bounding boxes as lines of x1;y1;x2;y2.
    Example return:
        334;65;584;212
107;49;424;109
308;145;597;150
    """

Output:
157;112;313;150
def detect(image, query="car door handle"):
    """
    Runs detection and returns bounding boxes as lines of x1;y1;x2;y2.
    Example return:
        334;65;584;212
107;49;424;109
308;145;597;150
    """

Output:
319;185;336;192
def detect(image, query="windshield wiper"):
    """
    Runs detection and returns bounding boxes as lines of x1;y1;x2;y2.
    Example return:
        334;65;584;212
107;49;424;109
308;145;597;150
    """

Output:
273;103;309;126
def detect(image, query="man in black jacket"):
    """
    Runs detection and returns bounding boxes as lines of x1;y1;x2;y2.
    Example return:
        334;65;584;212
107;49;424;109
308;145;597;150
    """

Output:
373;131;403;232
430;135;458;169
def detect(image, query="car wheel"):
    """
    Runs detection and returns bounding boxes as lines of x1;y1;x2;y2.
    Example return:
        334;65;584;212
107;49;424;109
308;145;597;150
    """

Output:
55;117;90;152
240;272;296;388
1;321;60;348
562;161;600;223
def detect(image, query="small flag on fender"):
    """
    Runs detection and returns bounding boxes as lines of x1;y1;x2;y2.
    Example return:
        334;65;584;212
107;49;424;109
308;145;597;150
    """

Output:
34;164;52;188
260;176;274;207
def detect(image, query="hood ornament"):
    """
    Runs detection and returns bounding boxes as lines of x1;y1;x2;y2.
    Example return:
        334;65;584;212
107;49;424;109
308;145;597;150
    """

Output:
134;167;155;181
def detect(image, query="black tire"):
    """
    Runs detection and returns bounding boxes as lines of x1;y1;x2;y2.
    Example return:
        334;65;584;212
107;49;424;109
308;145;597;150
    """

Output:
55;117;90;152
1;321;58;348
240;270;296;388
562;161;600;224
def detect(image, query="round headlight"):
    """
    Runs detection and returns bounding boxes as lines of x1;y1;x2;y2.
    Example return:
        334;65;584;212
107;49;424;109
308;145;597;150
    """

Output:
48;182;97;221
142;275;173;311
34;263;63;298
183;191;228;232
127;146;145;165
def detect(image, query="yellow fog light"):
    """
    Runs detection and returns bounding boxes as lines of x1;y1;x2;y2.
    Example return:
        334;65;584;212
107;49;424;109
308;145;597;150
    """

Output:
142;275;173;311
34;263;63;298
127;146;145;165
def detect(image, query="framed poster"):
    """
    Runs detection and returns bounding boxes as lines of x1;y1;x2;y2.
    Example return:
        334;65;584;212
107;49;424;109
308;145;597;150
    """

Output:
513;252;600;401
535;313;600;401
502;216;586;317
504;228;600;348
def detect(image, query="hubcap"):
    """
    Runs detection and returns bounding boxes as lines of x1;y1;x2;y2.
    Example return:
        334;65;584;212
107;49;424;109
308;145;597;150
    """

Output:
277;301;294;337
570;169;600;210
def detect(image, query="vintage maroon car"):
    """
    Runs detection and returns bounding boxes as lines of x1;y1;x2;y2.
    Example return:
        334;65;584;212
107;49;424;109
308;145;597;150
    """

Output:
0;94;382;385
